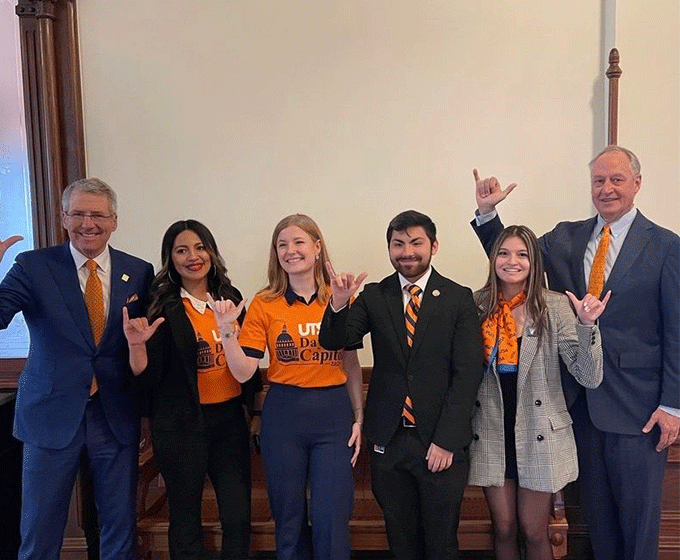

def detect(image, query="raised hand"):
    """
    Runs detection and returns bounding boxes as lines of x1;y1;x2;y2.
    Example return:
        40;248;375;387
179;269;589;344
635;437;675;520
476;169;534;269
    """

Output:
565;290;611;326
122;306;164;346
0;235;23;263
325;262;368;310
473;168;517;215
206;293;246;335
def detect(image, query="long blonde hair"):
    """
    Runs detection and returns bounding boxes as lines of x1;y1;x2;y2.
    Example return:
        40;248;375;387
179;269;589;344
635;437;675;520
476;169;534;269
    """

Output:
258;214;332;304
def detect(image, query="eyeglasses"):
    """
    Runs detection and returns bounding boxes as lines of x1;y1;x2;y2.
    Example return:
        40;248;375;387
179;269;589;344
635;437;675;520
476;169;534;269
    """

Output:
63;211;115;224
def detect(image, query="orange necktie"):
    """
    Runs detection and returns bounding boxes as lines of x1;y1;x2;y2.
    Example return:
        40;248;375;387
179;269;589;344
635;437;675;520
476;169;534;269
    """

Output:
403;284;422;426
85;259;104;394
588;224;611;297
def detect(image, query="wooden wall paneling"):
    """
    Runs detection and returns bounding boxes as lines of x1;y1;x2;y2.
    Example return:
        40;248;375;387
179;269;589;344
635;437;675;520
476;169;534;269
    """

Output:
15;0;86;249
2;0;86;388
659;442;680;560
11;3;90;557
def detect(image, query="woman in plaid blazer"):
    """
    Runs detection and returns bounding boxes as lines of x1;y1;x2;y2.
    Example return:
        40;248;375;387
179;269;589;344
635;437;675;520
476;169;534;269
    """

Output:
469;225;606;560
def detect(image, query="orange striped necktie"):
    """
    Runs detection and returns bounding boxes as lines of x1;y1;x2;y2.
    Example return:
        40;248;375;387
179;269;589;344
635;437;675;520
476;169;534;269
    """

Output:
403;284;422;426
84;259;104;395
405;284;422;347
588;224;611;297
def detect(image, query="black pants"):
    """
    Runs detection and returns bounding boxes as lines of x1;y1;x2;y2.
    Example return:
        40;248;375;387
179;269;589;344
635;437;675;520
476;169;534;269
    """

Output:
153;399;251;560
370;425;469;560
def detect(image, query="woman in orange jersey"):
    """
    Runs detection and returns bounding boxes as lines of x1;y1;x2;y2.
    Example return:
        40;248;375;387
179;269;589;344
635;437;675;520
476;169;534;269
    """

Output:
123;220;261;560
210;214;364;560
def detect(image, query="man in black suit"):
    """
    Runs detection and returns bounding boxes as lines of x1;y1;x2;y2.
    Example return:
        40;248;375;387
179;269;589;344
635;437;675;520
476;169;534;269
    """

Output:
319;210;483;560
471;146;679;560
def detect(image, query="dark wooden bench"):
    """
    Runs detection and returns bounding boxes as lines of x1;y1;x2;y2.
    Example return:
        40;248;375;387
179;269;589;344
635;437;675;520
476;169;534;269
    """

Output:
137;380;568;558
137;441;568;558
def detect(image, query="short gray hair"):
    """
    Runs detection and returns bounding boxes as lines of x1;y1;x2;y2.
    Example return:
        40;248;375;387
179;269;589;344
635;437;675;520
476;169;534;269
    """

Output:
589;146;641;175
61;178;118;215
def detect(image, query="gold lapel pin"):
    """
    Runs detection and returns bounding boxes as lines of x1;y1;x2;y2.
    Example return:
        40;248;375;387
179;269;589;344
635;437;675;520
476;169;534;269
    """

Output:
432;289;440;297
121;274;129;282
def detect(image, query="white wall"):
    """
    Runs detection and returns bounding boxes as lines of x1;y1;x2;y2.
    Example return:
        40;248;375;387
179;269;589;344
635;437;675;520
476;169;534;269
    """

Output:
77;1;679;364
615;0;679;229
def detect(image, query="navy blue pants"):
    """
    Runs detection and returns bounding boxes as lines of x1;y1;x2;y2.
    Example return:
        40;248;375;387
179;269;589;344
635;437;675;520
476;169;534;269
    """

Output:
261;383;354;560
572;393;668;560
19;393;138;560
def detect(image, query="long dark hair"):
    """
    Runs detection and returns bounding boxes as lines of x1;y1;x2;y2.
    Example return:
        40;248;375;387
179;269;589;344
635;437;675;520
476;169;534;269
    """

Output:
147;220;240;319
477;225;547;338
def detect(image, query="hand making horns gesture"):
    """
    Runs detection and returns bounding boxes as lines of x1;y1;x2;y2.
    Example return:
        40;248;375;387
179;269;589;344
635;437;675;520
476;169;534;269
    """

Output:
325;262;368;310
565;290;612;326
473;168;517;215
206;293;246;335
122;306;165;346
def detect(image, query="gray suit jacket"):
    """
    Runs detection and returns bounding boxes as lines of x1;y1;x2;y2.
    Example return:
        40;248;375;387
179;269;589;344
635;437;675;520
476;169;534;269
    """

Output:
473;211;680;435
468;291;603;492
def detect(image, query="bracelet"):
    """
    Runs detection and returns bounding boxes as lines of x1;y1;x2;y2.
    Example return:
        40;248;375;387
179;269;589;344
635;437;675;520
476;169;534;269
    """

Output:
251;410;262;417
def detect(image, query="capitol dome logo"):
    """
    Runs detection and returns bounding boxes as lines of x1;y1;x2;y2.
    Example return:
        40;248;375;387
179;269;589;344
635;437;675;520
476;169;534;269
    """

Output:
275;324;299;363
196;333;215;370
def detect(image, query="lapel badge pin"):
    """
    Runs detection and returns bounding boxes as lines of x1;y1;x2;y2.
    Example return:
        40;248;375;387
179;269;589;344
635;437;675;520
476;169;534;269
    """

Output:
121;274;130;282
432;289;440;297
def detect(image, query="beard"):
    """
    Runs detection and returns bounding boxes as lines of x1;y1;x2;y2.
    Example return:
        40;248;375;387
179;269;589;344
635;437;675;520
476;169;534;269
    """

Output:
390;255;432;281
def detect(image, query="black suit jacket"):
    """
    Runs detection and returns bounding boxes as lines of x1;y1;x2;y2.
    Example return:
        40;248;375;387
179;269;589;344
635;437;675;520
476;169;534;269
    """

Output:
320;268;483;452
140;293;262;432
472;212;679;435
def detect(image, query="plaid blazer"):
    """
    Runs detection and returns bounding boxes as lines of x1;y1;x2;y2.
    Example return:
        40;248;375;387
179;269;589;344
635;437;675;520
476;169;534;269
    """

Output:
468;290;603;492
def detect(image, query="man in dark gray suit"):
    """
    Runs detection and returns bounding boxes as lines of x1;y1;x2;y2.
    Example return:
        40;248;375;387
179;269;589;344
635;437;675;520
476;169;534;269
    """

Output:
471;146;679;560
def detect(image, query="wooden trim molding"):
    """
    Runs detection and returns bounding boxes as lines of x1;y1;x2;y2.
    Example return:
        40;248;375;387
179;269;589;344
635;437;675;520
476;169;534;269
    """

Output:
0;359;25;389
15;0;86;249
2;1;86;388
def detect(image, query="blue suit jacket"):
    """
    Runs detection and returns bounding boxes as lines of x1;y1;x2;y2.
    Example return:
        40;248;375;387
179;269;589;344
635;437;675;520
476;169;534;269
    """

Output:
0;243;154;449
473;211;680;435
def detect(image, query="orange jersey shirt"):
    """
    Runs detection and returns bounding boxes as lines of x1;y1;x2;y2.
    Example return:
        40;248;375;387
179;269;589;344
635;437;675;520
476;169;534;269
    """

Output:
183;299;242;404
238;292;348;387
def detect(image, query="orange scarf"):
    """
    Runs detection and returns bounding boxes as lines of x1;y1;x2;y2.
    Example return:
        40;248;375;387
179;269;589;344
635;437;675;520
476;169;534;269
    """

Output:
481;291;526;374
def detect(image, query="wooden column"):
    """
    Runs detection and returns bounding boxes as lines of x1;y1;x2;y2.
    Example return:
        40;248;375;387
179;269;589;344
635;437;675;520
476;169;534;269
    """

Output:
10;5;91;558
1;0;86;386
15;0;86;250
605;47;622;146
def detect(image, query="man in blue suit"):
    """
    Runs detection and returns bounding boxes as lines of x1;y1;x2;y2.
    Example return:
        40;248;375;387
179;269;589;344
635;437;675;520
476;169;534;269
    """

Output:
0;178;154;560
471;146;679;560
